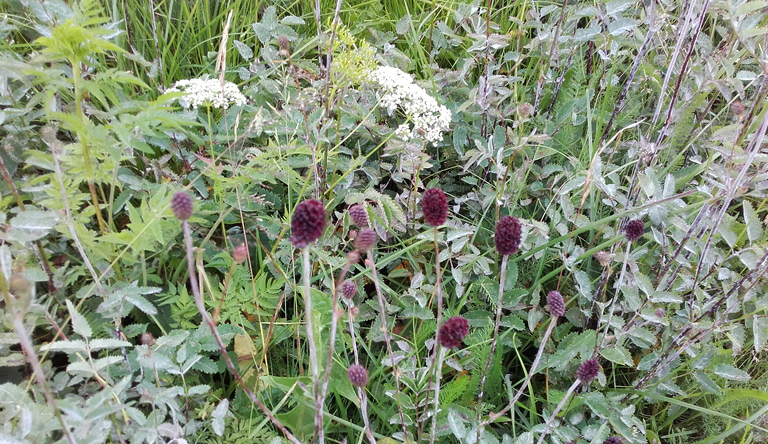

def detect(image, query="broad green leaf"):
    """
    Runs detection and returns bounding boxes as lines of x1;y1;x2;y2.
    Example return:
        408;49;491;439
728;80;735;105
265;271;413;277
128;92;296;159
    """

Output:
233;40;253;60
8;210;60;242
447;409;467;440
211;399;229;436
66;300;91;339
713;364;751;382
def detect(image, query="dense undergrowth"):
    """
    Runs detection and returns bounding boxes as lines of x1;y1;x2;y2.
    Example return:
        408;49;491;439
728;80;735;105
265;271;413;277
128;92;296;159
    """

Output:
1;0;767;443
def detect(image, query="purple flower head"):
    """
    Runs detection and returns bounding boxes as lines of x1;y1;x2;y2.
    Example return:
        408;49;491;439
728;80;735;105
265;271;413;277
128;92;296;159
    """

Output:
624;219;644;242
604;438;622;444
340;280;357;299
233;244;248;264
355;228;377;251
438;316;470;349
171;191;193;221
495;216;522;255
348;205;369;227
547;291;566;318
290;199;326;248
577;358;600;383
347;364;369;387
422;188;448;227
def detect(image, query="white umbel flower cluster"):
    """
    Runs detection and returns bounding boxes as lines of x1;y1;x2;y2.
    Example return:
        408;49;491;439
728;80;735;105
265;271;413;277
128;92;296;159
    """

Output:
368;66;451;145
167;78;247;110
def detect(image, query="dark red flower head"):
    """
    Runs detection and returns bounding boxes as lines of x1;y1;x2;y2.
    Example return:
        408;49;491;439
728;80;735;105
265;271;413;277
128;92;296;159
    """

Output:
577;358;600;383
495;216;522;255
340;280;357;299
422;188;448;227
624;219;644;242
349;204;369;227
355;228;377;251
604;438;622;444
438;316;470;349
547;291;565;317
347;364;369;387
290;199;326;248
171;191;194;221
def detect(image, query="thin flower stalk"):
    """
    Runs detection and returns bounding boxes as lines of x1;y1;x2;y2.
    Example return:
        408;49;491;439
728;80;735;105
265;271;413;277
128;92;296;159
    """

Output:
482;316;558;426
533;379;582;444
475;254;509;438
429;346;447;444
366;251;409;439
301;247;324;444
344;300;376;444
181;221;302;444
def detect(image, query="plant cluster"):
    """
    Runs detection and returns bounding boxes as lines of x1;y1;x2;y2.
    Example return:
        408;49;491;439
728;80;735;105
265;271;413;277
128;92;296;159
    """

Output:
1;0;767;444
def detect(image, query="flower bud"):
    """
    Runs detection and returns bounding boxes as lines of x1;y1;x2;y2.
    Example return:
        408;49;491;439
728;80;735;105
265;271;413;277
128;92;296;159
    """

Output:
171;191;193;221
547;291;566;317
355;228;377;251
624;219;644;242
340;280;357;299
347;364;369;387
233;244;248;264
348;204;369;227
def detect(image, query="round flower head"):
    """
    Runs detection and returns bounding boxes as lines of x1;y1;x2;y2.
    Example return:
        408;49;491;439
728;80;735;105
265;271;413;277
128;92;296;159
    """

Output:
290;199;326;248
347;364;369;387
171;191;193;221
422;188;448;226
495;216;522;255
547;291;566;318
355;228;377;251
577;358;600;383
438;316;470;349
233;244;248;264
340;280;357;299
348;204;369;227
624;219;644;242
604;438;622;444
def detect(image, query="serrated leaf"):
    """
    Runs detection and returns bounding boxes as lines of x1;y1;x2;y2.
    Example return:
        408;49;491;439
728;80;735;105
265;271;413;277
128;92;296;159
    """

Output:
281;16;305;25
600;345;634;366
753;317;768;353
446;409;467;439
193;356;218;374
713;364;751;381
212;398;229;436
155;330;190;349
89;338;132;351
233;40;253;60
9;210;60;242
125;292;157;316
40;340;88;353
66;300;92;338
187;385;211;396
744;201;762;243
694;371;720;394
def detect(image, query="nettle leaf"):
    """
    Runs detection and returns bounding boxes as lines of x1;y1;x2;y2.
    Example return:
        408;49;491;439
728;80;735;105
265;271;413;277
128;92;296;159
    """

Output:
713;364;751;382
600;345;633;366
66;300;92;339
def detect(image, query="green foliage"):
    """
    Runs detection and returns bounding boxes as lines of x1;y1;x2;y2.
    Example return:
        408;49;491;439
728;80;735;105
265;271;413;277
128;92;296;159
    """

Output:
1;0;768;443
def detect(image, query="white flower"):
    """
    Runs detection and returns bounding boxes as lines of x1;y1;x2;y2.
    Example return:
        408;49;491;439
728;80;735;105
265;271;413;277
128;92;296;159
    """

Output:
167;78;247;110
368;66;451;145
